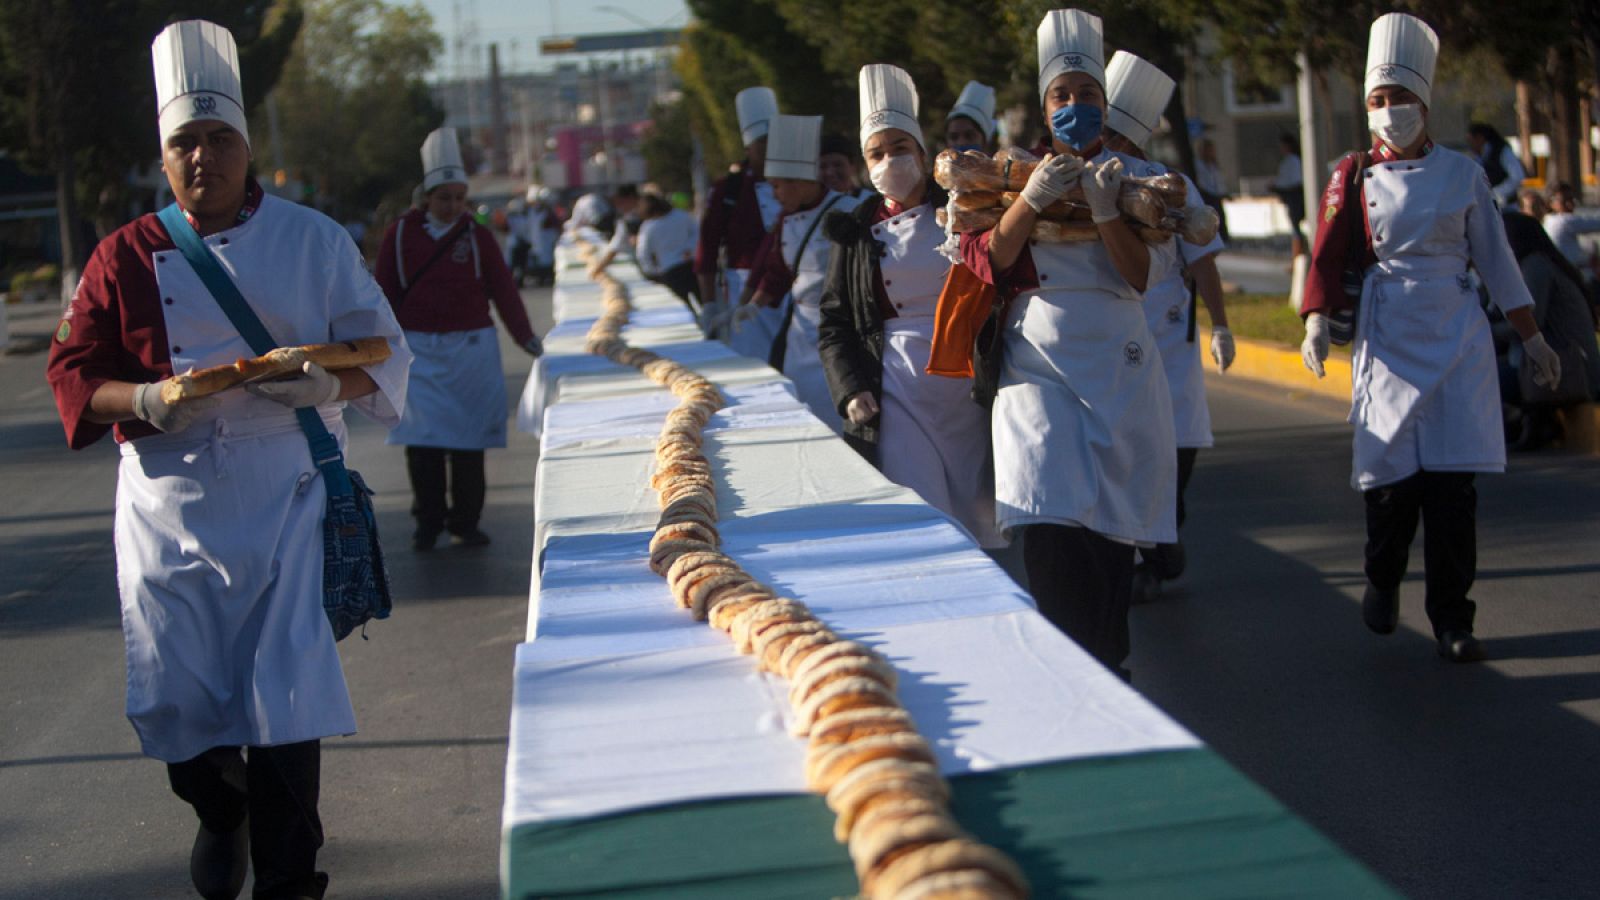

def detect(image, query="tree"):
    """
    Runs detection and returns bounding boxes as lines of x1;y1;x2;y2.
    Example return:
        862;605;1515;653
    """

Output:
249;0;443;222
0;0;300;299
640;97;695;194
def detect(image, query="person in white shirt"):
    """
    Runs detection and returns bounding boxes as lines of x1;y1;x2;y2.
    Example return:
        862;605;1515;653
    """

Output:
635;193;701;310
1541;181;1600;275
1271;133;1306;256
585;184;641;276
1467;123;1526;208
1193;137;1229;242
565;190;612;235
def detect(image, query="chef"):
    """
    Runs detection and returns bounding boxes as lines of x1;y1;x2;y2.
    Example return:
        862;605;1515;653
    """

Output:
696;86;782;348
45;20;410;900
944;80;997;155
742;114;860;428
375;128;543;551
959;9;1178;679
819;132;865;197
1301;13;1562;663
1101;50;1235;601
818;63;1002;550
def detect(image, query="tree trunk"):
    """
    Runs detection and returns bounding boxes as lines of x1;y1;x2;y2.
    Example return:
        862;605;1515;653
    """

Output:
1548;43;1581;189
1168;80;1196;182
1515;80;1536;174
55;154;82;310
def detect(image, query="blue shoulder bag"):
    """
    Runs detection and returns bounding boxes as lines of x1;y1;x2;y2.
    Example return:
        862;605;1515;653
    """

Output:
157;203;392;640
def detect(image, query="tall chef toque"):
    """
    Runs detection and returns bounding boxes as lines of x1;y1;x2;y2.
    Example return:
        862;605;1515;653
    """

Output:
152;20;250;148
1105;51;1175;151
736;86;779;145
859;63;922;150
1365;13;1438;107
420;128;468;192
948;81;997;141
766;114;823;182
1036;9;1104;100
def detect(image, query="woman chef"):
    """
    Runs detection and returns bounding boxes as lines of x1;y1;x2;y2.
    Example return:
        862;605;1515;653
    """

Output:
945;81;997;155
697;86;782;348
1301;13;1562;663
46;20;410;899
375;128;544;551
742;114;860;429
1100;51;1235;600
818;63;1003;550
959;9;1178;679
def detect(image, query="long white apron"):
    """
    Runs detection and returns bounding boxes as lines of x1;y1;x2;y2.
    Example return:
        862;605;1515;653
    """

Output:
726;181;785;360
782;192;859;431
1142;171;1225;449
388;326;507;449
874;203;1003;548
994;236;1179;545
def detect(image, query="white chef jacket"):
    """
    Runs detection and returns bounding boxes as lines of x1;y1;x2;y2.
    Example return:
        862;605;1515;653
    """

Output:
773;190;858;430
123;194;411;762
636;208;699;277
992;149;1179;546
1348;145;1533;490
1542;212;1600;268
566;193;611;234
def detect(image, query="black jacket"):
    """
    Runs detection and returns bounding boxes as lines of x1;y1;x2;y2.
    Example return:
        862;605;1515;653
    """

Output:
817;182;948;462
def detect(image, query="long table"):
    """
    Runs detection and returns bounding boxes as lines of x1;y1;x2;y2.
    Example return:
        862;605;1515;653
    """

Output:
502;243;1396;898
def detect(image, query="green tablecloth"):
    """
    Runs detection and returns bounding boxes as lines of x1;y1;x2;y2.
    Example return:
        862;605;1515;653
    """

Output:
503;748;1395;899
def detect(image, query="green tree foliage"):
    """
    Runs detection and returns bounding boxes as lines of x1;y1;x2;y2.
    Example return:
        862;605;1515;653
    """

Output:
639;97;695;194
251;0;443;220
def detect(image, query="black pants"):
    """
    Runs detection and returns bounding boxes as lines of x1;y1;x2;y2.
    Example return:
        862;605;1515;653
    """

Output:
1174;446;1199;530
648;262;701;313
1024;523;1136;678
1141;447;1199;579
167;741;327;900
405;446;486;535
1363;471;1478;637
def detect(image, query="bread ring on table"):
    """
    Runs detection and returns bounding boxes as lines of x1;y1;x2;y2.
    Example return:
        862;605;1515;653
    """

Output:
868;839;1031;900
727;599;810;652
659;478;716;503
806;732;938;793
791;677;900;736
790;654;899;709
705;589;780;631
750;621;833;668
684;571;755;614
648;538;718;576
847;796;949;853
853;814;968;895
773;631;841;679
789;640;888;686
892;869;1028;900
808;707;918;749
665;550;735;587
826;759;949;842
697;580;777;622
649;520;719;549
667;559;742;603
764;628;836;674
658;493;718;524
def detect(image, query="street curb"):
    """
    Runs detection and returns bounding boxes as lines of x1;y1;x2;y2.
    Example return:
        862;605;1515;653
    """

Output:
1226;337;1600;456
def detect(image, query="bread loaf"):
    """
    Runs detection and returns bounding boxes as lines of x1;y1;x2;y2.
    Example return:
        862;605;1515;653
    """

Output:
159;337;392;405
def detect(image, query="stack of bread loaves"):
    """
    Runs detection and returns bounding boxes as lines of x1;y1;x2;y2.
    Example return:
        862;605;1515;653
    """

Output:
570;238;1031;899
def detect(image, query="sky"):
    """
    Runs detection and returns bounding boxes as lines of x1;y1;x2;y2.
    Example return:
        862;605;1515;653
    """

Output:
416;0;691;77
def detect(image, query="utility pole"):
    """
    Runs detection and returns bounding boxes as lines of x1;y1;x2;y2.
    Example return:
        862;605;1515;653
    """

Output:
1290;50;1322;310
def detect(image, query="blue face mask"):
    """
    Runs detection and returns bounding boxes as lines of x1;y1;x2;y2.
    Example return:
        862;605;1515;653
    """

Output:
1050;103;1103;150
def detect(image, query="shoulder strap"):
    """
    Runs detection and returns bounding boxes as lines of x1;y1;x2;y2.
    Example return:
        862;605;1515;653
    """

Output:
788;193;843;271
155;203;353;497
771;194;845;365
1346;151;1370;266
397;217;472;305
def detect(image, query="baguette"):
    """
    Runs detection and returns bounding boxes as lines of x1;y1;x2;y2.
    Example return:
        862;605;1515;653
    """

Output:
160;337;392;405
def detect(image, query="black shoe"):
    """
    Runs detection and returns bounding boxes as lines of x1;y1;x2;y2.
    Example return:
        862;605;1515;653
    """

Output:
1437;629;1486;663
412;527;441;551
450;528;492;547
190;816;248;900
1131;566;1161;605
1146;540;1187;581
1362;584;1399;635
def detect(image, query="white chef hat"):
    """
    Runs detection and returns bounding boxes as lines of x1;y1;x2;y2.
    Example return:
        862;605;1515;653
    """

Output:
421;128;468;192
1365;13;1439;108
947;81;996;141
1036;9;1105;100
1105;51;1175;151
859;64;923;150
736;87;779;145
152;20;250;149
766;114;823;181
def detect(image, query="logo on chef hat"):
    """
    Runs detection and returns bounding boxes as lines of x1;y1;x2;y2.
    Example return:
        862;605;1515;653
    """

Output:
1124;342;1143;367
1379;65;1399;82
192;95;217;115
865;111;892;128
1064;54;1083;68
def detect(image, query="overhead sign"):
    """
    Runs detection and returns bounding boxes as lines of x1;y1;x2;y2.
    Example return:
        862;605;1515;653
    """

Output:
539;30;681;55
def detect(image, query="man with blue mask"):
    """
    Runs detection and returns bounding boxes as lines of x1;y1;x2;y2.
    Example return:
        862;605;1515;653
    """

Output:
944;81;996;155
956;8;1179;681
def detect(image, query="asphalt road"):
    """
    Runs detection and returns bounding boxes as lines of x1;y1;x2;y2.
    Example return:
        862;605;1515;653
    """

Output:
2;292;1597;899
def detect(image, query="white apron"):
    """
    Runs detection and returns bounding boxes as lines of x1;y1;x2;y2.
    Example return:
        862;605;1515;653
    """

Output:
781;191;859;431
1142;171;1225;449
1345;146;1534;490
125;196;409;763
388;326;508;449
993;158;1179;545
874;202;1003;548
725;181;785;359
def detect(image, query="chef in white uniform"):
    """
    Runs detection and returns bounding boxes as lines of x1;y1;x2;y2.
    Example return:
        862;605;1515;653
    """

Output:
726;88;788;358
743;114;860;429
1300;13;1563;663
945;80;997;155
959;9;1177;678
818;64;1002;549
45;20;410;900
1101;51;1235;599
698;86;783;346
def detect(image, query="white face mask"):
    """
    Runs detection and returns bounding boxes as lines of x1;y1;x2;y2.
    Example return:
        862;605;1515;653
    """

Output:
868;153;923;203
1368;104;1425;151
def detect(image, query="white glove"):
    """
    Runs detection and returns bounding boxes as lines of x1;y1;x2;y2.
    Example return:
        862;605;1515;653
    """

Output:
1211;326;1236;371
845;392;880;426
1019;154;1084;214
1082;157;1125;224
1521;333;1562;390
132;381;220;433
523;334;544;358
1301;312;1330;378
731;303;761;330
699;300;732;340
245;361;342;408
